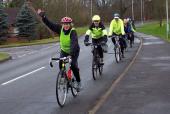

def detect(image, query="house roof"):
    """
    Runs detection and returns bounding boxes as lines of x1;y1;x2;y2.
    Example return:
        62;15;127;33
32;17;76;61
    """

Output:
4;8;19;25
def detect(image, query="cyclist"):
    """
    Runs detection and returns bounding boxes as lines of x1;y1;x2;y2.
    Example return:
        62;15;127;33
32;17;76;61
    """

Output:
108;13;126;58
127;17;136;45
37;9;81;91
84;15;108;64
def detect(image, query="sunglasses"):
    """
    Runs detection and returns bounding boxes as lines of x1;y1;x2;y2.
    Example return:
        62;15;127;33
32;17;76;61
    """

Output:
94;20;100;23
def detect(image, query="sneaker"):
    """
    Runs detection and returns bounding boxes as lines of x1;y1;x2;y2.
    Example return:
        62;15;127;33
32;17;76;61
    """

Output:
77;82;82;92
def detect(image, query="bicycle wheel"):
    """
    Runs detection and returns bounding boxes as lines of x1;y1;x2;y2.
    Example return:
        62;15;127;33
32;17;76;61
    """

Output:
56;70;67;107
114;47;121;63
92;58;98;80
71;77;78;97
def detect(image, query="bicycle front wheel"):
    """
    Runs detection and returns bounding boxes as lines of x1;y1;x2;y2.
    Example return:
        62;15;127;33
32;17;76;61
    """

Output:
56;71;67;107
92;59;98;80
114;47;121;63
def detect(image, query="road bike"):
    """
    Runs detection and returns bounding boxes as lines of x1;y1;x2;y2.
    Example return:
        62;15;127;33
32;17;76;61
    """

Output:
50;56;78;107
112;35;122;63
86;42;104;80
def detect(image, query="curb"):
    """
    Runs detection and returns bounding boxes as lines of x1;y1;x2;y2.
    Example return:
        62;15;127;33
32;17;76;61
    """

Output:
88;37;143;114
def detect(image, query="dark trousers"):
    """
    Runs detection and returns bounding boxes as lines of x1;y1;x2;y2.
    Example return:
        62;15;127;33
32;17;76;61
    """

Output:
92;37;105;58
59;50;81;82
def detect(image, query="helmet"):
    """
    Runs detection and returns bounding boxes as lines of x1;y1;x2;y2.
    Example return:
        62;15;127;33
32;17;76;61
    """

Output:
61;17;72;23
92;15;101;21
114;13;120;19
127;17;131;22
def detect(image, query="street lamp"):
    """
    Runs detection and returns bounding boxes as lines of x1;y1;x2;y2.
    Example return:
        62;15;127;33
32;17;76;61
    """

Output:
66;0;68;16
141;0;143;24
132;0;134;20
166;0;169;39
91;0;93;18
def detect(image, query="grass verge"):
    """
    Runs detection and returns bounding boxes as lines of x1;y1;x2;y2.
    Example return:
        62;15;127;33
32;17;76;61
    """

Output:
0;52;11;62
0;26;88;48
137;22;170;42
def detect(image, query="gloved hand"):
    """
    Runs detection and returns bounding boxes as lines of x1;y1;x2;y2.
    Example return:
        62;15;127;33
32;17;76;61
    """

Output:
108;35;112;38
37;9;45;17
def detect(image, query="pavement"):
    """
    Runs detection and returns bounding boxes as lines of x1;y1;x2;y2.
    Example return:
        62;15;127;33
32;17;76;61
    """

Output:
93;33;170;114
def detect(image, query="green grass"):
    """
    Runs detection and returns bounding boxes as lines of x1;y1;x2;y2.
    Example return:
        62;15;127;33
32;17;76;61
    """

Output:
77;26;88;36
0;26;88;48
0;37;59;48
137;22;170;42
0;52;10;61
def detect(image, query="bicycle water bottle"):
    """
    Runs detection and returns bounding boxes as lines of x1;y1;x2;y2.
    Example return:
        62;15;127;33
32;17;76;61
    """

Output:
67;68;72;80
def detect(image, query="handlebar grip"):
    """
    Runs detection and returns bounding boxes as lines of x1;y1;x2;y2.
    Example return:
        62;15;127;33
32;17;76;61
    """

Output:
50;61;53;67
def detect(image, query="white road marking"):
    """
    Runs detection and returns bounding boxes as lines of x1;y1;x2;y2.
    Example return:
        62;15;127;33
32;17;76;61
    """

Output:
143;41;164;45
18;54;26;58
1;67;46;86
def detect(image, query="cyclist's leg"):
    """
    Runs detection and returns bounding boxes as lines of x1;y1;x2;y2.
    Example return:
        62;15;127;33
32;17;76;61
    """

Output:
111;37;116;45
98;38;104;58
71;54;81;91
70;51;81;86
119;37;125;57
132;32;134;44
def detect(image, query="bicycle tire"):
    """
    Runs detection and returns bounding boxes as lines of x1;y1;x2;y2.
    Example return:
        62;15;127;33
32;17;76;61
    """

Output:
71;77;78;97
56;70;67;107
114;47;121;63
92;59;98;80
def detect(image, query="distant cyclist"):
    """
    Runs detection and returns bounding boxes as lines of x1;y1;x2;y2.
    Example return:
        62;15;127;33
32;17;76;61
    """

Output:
37;9;82;91
84;15;108;64
126;17;136;46
109;13;126;58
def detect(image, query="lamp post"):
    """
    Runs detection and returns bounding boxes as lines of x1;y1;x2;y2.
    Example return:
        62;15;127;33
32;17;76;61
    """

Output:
166;0;169;39
132;0;134;20
141;0;143;24
91;0;93;18
66;0;68;16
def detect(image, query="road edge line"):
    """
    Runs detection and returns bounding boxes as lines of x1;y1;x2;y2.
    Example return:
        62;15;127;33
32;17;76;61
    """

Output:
88;37;143;114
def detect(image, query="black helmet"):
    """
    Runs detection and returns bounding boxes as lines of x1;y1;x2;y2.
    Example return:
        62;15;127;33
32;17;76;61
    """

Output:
114;13;120;19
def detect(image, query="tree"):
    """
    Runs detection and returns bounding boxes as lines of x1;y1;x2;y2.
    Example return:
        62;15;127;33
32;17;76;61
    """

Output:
9;0;24;8
16;2;37;41
0;3;8;43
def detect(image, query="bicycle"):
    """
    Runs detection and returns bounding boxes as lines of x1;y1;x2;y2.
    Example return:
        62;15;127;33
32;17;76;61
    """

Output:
86;42;104;80
112;35;122;63
50;56;78;107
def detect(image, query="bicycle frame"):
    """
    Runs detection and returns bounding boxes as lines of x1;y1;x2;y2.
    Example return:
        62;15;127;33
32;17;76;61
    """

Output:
50;56;78;107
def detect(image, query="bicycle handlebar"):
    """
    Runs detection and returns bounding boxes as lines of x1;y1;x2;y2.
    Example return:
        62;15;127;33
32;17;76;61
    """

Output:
50;56;72;68
86;42;106;46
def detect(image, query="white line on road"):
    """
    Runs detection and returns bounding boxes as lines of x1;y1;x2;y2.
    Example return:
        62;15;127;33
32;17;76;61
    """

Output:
1;67;46;86
143;41;164;45
18;54;26;58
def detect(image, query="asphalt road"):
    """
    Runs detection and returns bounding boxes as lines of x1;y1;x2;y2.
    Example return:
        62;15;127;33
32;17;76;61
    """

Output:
0;35;140;114
97;33;170;114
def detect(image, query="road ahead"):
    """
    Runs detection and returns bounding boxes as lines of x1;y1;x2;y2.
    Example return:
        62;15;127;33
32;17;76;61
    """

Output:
0;35;140;114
